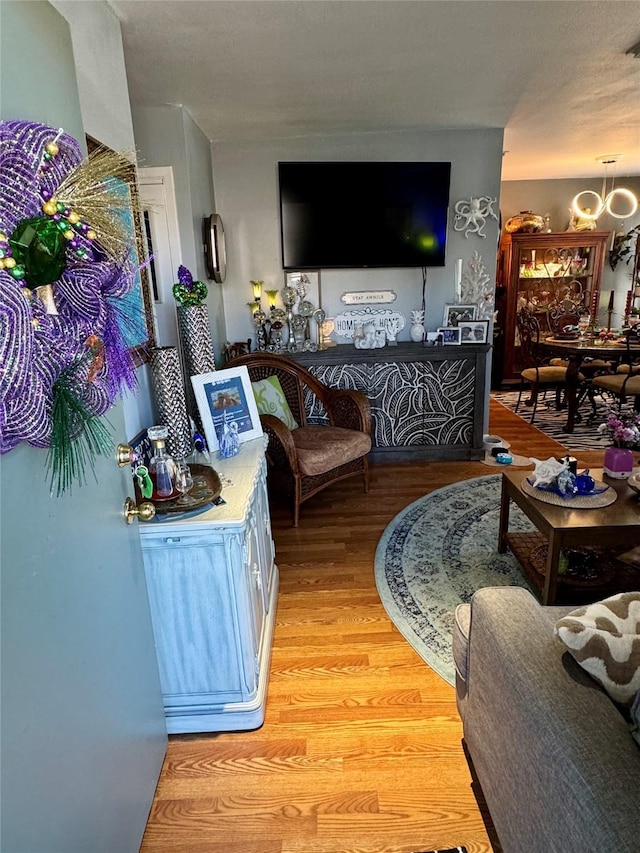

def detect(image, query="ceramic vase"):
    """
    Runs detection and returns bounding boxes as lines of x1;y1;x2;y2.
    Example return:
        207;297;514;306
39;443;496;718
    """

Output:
410;310;425;342
603;446;634;479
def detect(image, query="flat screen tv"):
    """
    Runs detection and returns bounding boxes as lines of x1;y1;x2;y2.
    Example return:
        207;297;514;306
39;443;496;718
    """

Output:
278;161;451;270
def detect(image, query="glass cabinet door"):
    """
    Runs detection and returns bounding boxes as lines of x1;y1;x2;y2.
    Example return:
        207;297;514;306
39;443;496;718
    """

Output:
515;242;596;324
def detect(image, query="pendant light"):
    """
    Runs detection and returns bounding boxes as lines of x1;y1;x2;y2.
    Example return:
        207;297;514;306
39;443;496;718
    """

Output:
572;155;638;221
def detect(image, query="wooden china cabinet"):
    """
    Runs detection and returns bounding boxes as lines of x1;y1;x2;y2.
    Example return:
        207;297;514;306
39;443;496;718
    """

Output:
495;230;610;384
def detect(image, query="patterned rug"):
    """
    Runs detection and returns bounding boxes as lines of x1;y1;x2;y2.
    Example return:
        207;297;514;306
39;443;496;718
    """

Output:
374;475;534;686
491;389;622;452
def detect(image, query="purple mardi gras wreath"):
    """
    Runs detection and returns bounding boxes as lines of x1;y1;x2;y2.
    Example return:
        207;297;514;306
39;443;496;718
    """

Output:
0;119;142;493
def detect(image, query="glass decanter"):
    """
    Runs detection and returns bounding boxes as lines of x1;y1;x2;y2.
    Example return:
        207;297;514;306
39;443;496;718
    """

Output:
147;425;175;498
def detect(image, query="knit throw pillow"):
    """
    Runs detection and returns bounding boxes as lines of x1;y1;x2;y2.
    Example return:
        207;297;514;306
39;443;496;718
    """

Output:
251;375;298;429
554;591;640;706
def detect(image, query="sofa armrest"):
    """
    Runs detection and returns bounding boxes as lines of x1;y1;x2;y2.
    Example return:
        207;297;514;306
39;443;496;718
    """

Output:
463;587;640;853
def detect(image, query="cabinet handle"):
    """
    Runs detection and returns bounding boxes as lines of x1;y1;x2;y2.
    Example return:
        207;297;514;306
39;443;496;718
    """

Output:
164;537;181;543
253;563;262;590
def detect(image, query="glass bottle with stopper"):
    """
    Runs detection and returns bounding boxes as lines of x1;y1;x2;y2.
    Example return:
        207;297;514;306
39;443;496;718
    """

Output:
147;425;176;499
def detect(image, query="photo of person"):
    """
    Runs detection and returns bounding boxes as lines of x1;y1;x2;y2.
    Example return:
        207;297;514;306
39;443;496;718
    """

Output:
205;378;253;437
443;304;477;327
437;326;461;345
458;320;489;343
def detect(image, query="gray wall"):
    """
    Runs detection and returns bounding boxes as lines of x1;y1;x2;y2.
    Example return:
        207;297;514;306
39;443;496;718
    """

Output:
211;128;504;343
132;105;226;361
501;177;640;325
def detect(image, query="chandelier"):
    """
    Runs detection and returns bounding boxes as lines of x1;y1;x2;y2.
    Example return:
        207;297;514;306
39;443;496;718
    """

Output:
572;155;638;221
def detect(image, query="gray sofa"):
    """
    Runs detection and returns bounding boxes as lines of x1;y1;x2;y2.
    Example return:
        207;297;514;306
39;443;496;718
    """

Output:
453;587;640;853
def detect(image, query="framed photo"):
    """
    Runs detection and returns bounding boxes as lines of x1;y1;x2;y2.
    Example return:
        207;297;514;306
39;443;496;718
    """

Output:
191;366;263;452
437;326;462;345
459;319;490;344
442;303;477;327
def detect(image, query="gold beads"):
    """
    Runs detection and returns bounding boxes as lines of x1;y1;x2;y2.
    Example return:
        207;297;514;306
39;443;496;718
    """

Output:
67;211;79;225
4;257;16;269
42;200;58;216
45;141;59;157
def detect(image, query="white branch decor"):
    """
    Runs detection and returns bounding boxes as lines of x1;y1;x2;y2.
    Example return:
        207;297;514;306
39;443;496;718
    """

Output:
461;251;495;319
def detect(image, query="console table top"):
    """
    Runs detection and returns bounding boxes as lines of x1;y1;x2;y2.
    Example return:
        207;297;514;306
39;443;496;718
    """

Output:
290;341;490;364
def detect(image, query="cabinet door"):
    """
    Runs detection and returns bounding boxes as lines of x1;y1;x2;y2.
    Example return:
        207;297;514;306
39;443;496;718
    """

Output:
254;458;276;604
500;232;608;381
142;533;256;707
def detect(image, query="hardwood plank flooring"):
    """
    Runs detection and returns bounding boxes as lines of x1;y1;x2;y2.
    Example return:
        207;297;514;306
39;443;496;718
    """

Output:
140;398;607;853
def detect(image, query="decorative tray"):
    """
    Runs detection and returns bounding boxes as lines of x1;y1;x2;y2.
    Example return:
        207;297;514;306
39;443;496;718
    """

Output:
135;464;222;516
521;476;617;509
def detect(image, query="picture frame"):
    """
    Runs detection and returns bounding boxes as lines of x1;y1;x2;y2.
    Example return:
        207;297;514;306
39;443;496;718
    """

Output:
458;319;490;344
191;366;263;452
86;135;156;366
442;303;477;327
437;326;462;345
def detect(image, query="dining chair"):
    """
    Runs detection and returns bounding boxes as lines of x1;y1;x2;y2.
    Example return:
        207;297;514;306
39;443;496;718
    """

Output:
592;324;640;411
515;308;587;424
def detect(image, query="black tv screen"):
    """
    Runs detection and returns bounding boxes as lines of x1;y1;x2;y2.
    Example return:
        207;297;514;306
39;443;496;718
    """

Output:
279;161;451;270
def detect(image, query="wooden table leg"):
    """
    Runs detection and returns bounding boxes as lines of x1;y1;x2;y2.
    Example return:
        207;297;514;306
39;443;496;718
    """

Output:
542;530;562;605
563;355;583;433
498;474;510;554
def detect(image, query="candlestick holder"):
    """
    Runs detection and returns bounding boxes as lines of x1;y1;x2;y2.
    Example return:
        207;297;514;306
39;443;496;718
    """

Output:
606;309;614;333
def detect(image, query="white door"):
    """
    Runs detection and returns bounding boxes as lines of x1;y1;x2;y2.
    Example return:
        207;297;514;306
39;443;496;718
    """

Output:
139;166;182;347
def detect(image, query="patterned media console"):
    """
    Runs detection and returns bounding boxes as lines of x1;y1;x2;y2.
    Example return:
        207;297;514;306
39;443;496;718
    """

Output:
290;342;489;461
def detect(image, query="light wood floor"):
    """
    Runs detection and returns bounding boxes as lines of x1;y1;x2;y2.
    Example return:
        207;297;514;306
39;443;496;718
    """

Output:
140;399;607;853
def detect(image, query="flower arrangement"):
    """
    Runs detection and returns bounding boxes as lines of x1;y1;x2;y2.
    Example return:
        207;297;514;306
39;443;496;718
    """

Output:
597;410;640;448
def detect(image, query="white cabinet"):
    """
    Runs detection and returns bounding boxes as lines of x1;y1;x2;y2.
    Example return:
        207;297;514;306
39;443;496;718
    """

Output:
138;437;278;733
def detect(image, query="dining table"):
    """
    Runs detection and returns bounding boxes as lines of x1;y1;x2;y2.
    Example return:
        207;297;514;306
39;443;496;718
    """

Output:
537;334;640;432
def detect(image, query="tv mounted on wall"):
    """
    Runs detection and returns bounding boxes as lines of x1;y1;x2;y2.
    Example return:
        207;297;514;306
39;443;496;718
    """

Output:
278;161;451;270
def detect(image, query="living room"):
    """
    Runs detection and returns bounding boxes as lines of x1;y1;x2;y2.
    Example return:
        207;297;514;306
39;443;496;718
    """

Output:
2;2;640;853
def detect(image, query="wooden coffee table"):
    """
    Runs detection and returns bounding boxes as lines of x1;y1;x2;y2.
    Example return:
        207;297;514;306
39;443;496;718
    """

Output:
498;468;640;605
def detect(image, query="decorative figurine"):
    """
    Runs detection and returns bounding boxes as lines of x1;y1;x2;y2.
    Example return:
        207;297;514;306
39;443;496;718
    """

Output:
453;196;498;238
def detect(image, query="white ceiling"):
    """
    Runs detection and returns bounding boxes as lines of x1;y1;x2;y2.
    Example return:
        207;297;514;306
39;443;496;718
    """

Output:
109;0;640;181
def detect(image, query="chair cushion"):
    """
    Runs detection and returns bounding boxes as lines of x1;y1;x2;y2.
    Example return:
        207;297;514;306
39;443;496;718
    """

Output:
252;375;298;429
593;374;640;395
616;363;640;375
521;366;584;383
291;426;371;476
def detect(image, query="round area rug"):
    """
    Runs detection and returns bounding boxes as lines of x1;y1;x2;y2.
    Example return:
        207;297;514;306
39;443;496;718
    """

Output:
374;474;535;686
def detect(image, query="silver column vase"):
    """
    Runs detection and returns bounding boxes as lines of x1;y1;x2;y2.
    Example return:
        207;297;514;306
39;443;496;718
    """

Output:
149;346;192;460
177;304;217;427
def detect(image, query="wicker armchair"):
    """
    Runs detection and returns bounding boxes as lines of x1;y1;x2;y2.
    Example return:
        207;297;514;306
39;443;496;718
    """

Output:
227;352;372;526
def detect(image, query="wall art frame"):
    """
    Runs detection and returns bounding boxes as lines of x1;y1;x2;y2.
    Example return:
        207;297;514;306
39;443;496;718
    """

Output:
437;326;462;345
87;135;156;365
458;319;490;344
442;303;477;327
191;365;263;453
